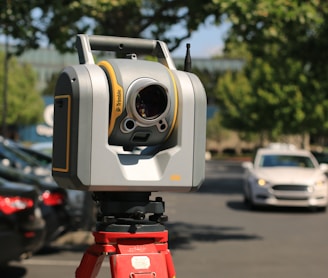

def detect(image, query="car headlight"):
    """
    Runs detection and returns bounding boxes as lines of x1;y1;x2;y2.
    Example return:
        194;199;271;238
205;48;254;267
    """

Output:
257;178;269;187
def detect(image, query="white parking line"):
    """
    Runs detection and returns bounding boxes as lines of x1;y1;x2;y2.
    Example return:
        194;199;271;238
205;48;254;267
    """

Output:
21;259;109;267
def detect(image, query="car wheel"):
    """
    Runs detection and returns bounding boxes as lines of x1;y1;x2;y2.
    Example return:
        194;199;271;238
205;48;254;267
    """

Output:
244;197;257;210
243;193;257;210
243;184;257;210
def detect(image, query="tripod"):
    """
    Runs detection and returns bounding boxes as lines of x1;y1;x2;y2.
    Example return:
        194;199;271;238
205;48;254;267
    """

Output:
75;192;176;278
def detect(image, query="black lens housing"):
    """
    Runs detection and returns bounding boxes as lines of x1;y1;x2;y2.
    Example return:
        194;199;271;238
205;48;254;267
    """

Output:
135;85;168;120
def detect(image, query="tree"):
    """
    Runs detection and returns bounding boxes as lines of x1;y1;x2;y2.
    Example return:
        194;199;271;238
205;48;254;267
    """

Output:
42;73;58;96
0;0;220;137
0;52;44;134
5;0;328;144
217;56;306;141
215;0;328;143
0;0;222;53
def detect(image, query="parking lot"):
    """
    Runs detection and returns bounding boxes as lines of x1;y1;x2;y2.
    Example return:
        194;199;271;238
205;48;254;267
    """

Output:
0;138;94;268
1;160;328;277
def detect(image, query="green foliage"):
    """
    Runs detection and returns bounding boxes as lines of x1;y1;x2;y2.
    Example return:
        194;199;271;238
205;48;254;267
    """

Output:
0;0;221;53
217;69;253;131
0;52;43;126
0;1;43;55
42;73;58;96
216;0;328;138
3;0;328;140
217;56;309;138
206;111;231;142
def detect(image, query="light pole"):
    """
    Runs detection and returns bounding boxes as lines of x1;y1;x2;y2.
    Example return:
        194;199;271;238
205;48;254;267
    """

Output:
1;0;11;137
2;33;9;137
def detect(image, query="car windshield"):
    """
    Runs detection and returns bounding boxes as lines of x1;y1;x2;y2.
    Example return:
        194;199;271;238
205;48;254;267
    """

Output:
259;154;315;168
0;143;41;168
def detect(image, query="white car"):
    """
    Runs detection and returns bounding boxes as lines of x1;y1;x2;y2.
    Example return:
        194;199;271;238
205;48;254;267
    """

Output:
243;148;328;211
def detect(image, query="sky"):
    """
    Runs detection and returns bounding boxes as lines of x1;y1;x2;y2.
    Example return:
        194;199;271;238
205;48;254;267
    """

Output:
171;21;230;58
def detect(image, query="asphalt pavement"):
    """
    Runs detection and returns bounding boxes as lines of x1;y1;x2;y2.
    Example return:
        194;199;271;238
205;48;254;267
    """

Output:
2;160;328;278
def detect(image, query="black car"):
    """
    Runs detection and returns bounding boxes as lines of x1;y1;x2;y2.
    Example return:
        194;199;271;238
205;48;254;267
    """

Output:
0;164;70;244
0;138;70;243
0;178;45;264
12;141;96;231
15;142;52;167
0;137;50;177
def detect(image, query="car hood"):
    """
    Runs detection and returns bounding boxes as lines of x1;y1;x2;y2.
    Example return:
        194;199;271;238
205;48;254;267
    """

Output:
0;179;39;199
253;167;325;184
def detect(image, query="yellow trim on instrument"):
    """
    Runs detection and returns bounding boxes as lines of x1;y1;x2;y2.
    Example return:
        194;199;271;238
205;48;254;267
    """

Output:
52;95;71;173
98;60;124;137
166;69;179;139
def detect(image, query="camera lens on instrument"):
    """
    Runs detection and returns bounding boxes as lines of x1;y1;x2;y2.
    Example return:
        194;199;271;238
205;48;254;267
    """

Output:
135;85;167;120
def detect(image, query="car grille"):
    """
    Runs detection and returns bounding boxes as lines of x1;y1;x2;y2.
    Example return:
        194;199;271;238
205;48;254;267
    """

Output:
272;184;310;201
275;196;309;201
272;185;309;191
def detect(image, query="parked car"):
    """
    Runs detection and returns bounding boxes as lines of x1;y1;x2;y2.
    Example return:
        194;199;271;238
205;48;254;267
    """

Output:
0;137;50;178
8;140;95;231
0;178;45;264
0;164;70;243
2;138;95;231
16;143;52;167
19;141;95;231
243;148;328;211
30;141;53;156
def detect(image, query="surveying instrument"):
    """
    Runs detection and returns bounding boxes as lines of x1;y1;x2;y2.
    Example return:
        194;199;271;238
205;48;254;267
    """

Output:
52;34;207;277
